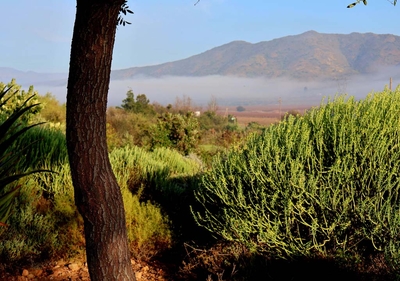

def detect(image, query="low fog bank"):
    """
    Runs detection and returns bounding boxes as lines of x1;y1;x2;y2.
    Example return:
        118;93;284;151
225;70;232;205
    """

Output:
11;70;400;109
108;72;399;108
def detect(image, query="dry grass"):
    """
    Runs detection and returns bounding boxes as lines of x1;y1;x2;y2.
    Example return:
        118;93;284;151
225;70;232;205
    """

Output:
215;105;311;127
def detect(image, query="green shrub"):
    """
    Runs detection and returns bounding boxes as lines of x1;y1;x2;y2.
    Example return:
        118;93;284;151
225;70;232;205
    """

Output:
0;79;42;123
112;145;201;259
0;140;202;264
0;161;83;262
111;146;202;242
106;107;154;148
193;88;400;268
110;145;201;197
0;179;60;262
37;92;66;124
7;125;68;170
149;112;200;155
122;187;172;260
0;82;49;229
197;111;228;131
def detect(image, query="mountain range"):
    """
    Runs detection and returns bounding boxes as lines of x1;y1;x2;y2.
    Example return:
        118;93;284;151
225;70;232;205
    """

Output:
111;30;400;81
2;31;400;106
2;30;400;84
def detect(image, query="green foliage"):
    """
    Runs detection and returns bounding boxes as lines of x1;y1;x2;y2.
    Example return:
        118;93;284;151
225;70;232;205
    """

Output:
347;0;396;8
111;146;202;242
110;145;201;196
107;107;154;148
120;90;155;115
118;0;133;26
150;112;200;155
111;146;202;258
193;88;400;268
7;125;68;170
122;188;172;260
0;162;84;262
0;79;42;124
197;110;228;131
0;180;60;262
37;92;66;124
0;82;49;228
121;90;136;111
0;144;201;264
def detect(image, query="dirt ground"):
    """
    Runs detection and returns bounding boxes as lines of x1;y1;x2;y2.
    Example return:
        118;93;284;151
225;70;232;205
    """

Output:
0;257;171;281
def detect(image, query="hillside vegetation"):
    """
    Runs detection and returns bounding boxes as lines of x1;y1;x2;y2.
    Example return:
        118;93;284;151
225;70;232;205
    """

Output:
1;78;400;280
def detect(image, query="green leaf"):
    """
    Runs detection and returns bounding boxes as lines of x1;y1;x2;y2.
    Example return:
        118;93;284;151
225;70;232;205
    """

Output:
347;3;357;8
0;185;20;225
363;0;367;5
0;169;53;188
0;83;50;226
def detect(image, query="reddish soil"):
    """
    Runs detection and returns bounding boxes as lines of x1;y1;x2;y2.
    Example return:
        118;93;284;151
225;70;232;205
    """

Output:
0;258;170;281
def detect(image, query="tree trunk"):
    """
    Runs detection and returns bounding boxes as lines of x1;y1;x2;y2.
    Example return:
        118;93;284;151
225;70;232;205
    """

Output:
66;1;136;280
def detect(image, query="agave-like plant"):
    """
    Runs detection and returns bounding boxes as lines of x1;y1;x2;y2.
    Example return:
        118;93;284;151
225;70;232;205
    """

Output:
0;84;48;228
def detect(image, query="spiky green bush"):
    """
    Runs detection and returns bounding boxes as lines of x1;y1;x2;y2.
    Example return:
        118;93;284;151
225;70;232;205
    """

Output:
7;125;68;170
193;87;400;268
110;145;201;196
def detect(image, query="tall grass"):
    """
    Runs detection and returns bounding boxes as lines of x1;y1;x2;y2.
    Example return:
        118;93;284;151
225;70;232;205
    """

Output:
193;88;400;269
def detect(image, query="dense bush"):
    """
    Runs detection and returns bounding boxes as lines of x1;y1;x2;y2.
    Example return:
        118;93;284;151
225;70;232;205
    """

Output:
0;143;202;263
0;80;42;123
149;112;200;155
197;110;228;131
0;171;76;262
193;88;400;269
37;92;66;124
106;107;154;148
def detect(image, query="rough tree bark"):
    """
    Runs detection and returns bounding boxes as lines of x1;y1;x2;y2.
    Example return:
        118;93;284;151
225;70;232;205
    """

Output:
66;0;136;280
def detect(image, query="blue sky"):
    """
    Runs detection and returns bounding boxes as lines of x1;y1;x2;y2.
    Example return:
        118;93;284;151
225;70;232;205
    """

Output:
1;0;399;73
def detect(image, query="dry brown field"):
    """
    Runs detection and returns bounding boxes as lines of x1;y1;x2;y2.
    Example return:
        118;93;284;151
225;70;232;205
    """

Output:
216;104;313;127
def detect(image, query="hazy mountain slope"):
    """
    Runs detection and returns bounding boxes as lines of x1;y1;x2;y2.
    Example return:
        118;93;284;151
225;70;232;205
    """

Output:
112;31;400;80
0;67;66;87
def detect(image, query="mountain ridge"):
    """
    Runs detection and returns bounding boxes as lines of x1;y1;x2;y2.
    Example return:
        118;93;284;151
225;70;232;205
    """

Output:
111;31;400;81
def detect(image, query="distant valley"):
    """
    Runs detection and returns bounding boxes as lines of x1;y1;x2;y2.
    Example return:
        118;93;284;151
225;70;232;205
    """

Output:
1;31;399;107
